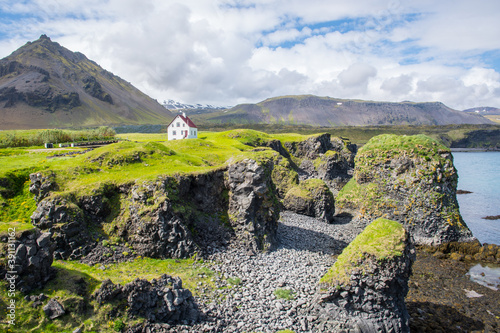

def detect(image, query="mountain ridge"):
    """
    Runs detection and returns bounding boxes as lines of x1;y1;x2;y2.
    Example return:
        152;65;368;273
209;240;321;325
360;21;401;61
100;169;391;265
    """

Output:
193;95;493;127
0;35;173;130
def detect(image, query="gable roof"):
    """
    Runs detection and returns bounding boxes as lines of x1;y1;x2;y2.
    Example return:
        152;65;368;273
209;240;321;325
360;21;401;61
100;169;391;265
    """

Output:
167;114;198;128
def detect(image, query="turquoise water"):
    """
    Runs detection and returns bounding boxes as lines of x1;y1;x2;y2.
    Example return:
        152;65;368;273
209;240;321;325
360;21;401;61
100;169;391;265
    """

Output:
453;152;500;245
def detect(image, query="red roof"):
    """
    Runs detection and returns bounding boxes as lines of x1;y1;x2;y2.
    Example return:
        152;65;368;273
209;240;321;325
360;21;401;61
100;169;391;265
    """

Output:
167;114;198;128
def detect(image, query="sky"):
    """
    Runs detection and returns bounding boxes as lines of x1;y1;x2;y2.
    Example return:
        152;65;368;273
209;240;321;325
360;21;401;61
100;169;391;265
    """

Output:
1;0;500;110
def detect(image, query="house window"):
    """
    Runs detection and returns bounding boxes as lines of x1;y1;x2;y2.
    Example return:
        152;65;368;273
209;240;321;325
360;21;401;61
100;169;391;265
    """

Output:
173;131;176;135
176;122;180;127
183;123;185;127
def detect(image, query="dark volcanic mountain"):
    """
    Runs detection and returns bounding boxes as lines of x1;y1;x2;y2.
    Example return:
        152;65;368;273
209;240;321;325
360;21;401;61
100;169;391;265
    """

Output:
197;95;492;126
0;35;173;129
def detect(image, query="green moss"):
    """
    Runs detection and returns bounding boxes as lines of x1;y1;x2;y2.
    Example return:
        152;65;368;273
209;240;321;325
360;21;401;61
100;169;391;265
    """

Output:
359;133;445;157
274;288;295;300
285;178;331;202
0;169;38;230
285;186;312;200
320;218;406;287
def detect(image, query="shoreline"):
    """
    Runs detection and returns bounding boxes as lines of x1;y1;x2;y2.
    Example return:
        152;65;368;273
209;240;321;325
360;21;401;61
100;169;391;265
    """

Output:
451;147;500;152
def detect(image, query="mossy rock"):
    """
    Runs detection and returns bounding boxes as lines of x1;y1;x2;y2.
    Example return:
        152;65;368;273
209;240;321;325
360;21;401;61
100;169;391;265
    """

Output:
283;178;335;222
336;134;474;245
320;218;407;286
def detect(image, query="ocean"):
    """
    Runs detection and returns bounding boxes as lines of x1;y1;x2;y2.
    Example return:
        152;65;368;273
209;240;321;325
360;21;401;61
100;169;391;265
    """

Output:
452;151;500;245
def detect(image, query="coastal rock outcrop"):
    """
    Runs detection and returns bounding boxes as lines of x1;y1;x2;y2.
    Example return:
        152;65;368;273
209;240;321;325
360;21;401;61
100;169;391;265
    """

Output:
284;134;357;193
31;197;94;259
316;218;415;332
1;229;55;293
336;134;475;245
283;178;335;223
124;197;198;259
227;159;280;252
92;274;199;325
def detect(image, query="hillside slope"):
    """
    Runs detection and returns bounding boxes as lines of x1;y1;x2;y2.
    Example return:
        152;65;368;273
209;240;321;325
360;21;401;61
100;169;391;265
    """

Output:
0;35;173;130
195;95;492;126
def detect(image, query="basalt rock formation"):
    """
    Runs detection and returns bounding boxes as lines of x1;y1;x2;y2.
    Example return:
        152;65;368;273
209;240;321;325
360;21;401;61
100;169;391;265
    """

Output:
26;132;353;261
227;159;280;252
28;158;282;260
283;178;335;223
92;274;199;326
336;134;475;245
0;229;55;293
283;133;357;194
316;218;415;333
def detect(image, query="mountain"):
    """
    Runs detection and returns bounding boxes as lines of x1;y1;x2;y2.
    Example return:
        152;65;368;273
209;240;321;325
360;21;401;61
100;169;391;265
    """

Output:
463;106;500;115
464;106;500;124
0;35;174;130
162;99;228;111
162;99;230;117
193;95;493;127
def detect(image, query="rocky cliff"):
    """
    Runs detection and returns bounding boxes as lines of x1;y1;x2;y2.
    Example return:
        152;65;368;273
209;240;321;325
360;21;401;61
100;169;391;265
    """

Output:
25;131;353;263
336;134;475;245
316;218;415;332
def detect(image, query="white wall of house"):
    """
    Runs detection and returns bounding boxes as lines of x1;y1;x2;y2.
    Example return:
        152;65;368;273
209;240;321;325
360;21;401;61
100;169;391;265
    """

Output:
167;116;198;140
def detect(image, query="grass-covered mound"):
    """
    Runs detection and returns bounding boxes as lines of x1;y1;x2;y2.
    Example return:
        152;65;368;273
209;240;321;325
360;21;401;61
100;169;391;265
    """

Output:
336;134;473;244
320;218;406;287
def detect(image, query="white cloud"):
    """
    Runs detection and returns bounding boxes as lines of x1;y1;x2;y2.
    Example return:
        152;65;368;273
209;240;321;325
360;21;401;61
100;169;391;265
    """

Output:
0;0;500;109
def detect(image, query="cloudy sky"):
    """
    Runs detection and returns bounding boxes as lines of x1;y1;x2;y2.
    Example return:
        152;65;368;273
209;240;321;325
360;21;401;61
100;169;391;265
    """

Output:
1;0;500;109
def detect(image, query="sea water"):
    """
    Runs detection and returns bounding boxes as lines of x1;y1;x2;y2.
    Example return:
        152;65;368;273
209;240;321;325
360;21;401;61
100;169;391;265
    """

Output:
452;151;500;245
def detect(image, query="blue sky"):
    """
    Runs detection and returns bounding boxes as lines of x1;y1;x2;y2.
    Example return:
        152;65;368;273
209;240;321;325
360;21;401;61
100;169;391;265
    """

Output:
1;0;500;109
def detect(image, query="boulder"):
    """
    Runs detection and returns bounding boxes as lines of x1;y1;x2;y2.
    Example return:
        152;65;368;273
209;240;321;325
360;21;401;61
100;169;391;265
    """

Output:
43;298;65;319
336;134;475;245
283;179;335;223
227;159;280;252
92;274;199;324
316;218;415;332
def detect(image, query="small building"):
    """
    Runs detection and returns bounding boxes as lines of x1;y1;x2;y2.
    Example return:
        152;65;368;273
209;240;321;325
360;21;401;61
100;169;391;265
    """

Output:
167;113;198;140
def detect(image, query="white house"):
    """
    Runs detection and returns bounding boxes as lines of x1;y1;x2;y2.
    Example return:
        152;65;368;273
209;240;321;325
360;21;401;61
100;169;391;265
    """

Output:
167;113;198;140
